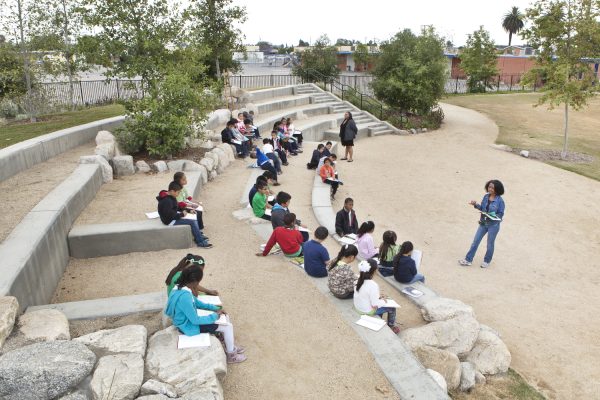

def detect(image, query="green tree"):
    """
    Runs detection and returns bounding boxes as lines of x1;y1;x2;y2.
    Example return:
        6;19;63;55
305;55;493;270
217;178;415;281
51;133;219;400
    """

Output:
460;26;499;92
353;43;371;71
293;34;339;80
0;42;26;99
187;0;247;78
298;39;309;47
371;26;447;115
502;6;526;46
335;38;354;46
522;0;600;158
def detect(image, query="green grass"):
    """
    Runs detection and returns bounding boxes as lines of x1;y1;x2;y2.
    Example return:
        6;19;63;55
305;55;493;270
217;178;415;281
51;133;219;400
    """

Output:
450;369;546;400
0;104;125;149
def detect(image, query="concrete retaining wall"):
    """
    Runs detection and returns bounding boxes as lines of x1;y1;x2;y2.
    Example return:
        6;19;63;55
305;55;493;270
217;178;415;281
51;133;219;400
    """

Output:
0;164;103;310
249;86;294;103
0;116;125;183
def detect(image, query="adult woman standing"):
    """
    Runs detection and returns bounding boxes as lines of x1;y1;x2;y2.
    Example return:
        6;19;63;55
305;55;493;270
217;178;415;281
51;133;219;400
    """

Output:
459;180;505;268
339;112;357;162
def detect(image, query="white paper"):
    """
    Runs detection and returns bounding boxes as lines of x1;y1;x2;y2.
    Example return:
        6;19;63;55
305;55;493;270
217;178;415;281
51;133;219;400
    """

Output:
355;315;387;331
382;299;401;308
232;139;242;145
196;309;229;325
197;295;222;306
178;333;210;349
145;211;160;219
345;234;358;240
411;250;423;271
264;208;272;216
267;195;275;202
298;226;310;233
401;286;424;298
183;213;197;221
339;236;356;245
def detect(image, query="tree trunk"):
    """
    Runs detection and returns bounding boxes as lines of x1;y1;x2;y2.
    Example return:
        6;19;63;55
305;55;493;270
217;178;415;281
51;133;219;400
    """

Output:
215;56;221;79
508;32;513;47
17;0;35;122
61;0;75;110
562;101;569;159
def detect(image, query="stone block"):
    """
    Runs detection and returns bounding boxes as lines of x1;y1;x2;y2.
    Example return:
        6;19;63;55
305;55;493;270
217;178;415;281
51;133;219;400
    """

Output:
140;379;178;398
420;297;475;322
414;346;461;390
209;170;217;181
136;160;151;173
91;353;144;400
0;297;18;350
2;309;70;353
152;161;168;173
75;325;147;357
167;160;186;172
459;361;476;392
217;143;235;162
205;109;231;131
113;155;135;177
426;369;447;393
199;157;215;172
79;155;113;183
95;142;115;161
465;329;511;375
520;150;529;158
95;130;116;146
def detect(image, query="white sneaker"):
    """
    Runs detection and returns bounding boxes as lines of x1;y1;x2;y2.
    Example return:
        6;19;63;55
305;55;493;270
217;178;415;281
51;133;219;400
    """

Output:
480;262;490;268
458;259;472;266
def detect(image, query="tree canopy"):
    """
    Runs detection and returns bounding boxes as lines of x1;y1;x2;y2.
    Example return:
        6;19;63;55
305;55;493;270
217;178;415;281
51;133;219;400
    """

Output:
460;26;499;92
502;6;526;46
293;34;339;80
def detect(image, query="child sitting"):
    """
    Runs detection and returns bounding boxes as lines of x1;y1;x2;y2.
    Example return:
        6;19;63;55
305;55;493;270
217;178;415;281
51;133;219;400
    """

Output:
221;120;246;158
270;191;309;242
303;226;330;278
173;172;205;232
307;144;325;169
165;254;218;296
165;265;246;363
323;141;333;157
354;259;400;334
251;181;272;221
335;198;359;236
248;172;277;205
356;221;378;259
378;231;399;277
270;130;289;164
287;117;302;146
327;244;358;299
263;138;284;173
156;182;212;248
317;153;337;173
255;146;279;184
393;241;425;284
319;157;342;200
257;213;303;258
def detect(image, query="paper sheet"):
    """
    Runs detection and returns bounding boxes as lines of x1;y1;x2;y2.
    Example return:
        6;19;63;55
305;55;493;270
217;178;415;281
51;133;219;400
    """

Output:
178;333;210;349
382;299;401;308
196;309;229;325
145;211;160;219
355;315;387;331
197;295;222;306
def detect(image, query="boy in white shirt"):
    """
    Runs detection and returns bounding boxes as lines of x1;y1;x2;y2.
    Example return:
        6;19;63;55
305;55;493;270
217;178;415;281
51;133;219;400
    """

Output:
262;138;283;173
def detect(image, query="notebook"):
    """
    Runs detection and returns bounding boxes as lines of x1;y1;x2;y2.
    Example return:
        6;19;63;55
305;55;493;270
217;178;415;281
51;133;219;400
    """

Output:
355;315;387;331
196;309;229;325
381;299;401;308
197;295;222;306
401;286;424;298
145;211;160;219
177;333;210;349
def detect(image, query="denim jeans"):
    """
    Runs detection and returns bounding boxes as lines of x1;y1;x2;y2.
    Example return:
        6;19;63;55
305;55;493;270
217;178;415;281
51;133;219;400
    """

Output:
465;222;501;263
266;153;281;173
407;273;425;284
375;307;396;326
260;162;278;181
174;219;208;246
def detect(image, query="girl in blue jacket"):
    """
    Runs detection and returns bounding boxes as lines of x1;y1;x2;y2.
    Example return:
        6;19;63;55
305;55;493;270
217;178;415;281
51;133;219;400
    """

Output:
165;265;246;363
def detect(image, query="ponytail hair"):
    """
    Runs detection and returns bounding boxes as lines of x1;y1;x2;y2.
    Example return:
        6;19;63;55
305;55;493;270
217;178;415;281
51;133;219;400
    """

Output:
165;254;205;286
176;264;204;289
357;221;375;238
379;230;397;261
400;241;414;255
328;244;358;271
356;259;378;292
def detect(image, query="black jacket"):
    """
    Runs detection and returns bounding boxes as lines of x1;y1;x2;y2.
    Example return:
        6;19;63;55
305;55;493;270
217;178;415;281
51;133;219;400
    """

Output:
393;255;417;283
307;149;321;169
335;208;358;236
157;192;182;225
221;128;234;144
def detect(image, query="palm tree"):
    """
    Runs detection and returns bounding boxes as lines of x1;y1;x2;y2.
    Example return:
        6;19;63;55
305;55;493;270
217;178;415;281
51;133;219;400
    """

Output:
502;6;525;46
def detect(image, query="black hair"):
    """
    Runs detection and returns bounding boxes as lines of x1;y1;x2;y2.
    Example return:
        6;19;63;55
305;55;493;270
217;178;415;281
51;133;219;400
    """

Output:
323;157;331;164
485;179;505;196
271;130;278;134
326;141;332;145
176;264;204;289
314;226;329;240
169;181;182;192
243;111;249;118
328;244;358;271
357;221;375;238
263;138;271;144
286;117;292;124
256;175;267;184
227;118;237;126
276;191;291;205
243;118;252;125
400;241;414;255
249;110;254;115
330;154;337;159
262;171;276;180
257;181;268;190
237;112;244;117
356;259;378;292
346;112;353;119
344;197;354;205
165;254;205;286
379;230;397;262
283;213;296;227
317;144;325;150
173;171;185;183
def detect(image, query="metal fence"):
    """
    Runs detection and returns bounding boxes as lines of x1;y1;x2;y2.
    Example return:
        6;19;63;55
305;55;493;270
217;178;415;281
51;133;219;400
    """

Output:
228;74;301;89
37;79;144;107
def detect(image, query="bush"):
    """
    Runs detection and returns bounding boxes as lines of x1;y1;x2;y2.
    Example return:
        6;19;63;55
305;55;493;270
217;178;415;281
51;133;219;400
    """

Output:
0;98;19;118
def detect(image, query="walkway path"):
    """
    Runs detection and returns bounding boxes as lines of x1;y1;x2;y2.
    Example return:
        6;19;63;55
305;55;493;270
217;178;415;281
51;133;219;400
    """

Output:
339;102;600;400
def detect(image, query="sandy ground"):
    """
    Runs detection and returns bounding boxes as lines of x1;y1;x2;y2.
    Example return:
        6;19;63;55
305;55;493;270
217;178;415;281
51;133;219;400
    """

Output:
0;141;96;242
55;149;434;400
328;103;600;400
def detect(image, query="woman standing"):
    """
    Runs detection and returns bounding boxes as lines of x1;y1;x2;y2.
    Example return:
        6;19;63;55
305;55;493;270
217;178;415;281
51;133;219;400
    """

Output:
459;180;506;268
339;112;357;162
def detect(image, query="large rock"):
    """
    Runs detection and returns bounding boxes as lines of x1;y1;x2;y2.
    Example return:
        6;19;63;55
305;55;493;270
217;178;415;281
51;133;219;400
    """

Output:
75;325;147;357
167;160;186;172
206;152;219;170
465;329;511;375
136;396;170;400
145;326;226;398
459;361;477;392
183;160;202;173
2;309;70;353
0;297;18;350
140;379;177;398
96;130;116;146
95;142;116;161
413;346;461;390
80;155;113;183
59;388;90;400
400;314;479;357
152;161;168;173
205;109;232;131
212;148;229;172
199;157;215;172
136;160;151;173
209;170;218;181
426;369;447;393
91;353;144;400
0;341;96;400
113;155;135;177
421;297;475;322
217;143;235;162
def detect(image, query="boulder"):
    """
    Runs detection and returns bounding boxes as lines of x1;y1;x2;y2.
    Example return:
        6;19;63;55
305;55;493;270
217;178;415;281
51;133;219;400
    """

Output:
79;155;113;183
91;353;144;400
474;370;486;384
136;161;151;173
196;165;208;184
465;329;511;375
199;157;215;172
183;161;202;173
75;325;147;358
398;129;411;135
152;161;168;173
145;326;226;398
2;309;70;353
410;128;417;134
113;155;135;177
206;152;219;170
209;171;218;181
96;130;116;146
193;139;214;150
181;389;218;400
413;346;461;390
167;160;186;172
420;297;475;322
136;396;170;400
95;142;116;161
0;341;96;400
0;297;18;350
212;148;229;171
426;369;447;393
459;361;477;392
229;86;245;99
140;379;177;398
205;109;232;131
520;150;530;158
217;143;235;162
400;314;479;357
58;389;90;400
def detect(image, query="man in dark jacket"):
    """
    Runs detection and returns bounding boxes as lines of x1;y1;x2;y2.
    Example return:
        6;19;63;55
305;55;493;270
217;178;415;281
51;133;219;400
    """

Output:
335;197;358;236
157;182;212;248
221;120;245;158
271;191;309;242
307;144;325;169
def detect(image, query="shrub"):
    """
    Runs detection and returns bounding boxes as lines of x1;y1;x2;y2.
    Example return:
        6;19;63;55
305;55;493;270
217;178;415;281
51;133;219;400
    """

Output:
0;98;19;118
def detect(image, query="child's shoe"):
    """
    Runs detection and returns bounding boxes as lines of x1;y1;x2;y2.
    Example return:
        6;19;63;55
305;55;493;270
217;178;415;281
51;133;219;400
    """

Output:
390;325;401;334
233;345;245;354
198;243;213;249
227;352;247;364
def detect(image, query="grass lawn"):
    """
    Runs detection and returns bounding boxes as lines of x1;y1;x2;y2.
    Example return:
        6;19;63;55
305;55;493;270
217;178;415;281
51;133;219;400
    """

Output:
443;93;600;181
0;104;125;149
450;369;546;400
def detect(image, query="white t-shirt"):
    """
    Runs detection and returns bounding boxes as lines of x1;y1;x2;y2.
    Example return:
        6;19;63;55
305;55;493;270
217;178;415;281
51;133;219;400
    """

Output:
353;280;385;313
263;143;274;154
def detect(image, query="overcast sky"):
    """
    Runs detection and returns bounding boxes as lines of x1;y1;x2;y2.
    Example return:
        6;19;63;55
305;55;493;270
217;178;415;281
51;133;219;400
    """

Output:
234;0;535;47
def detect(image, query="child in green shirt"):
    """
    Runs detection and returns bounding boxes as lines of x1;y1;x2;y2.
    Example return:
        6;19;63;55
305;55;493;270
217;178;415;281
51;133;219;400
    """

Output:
378;230;399;277
251;181;272;221
165;254;219;297
173;172;205;231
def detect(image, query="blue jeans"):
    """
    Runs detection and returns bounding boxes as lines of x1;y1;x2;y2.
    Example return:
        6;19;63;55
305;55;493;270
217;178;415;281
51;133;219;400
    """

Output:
407;273;425;284
267;153;281;173
174;219;208;246
465;223;500;263
378;261;394;277
374;307;396;326
260;162;278;181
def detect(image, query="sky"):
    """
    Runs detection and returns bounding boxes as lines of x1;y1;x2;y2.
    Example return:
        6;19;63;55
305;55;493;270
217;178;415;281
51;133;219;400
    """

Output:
234;0;535;47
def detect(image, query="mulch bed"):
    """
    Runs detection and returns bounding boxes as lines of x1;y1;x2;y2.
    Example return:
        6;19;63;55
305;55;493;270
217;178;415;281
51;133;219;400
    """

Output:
514;149;594;164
